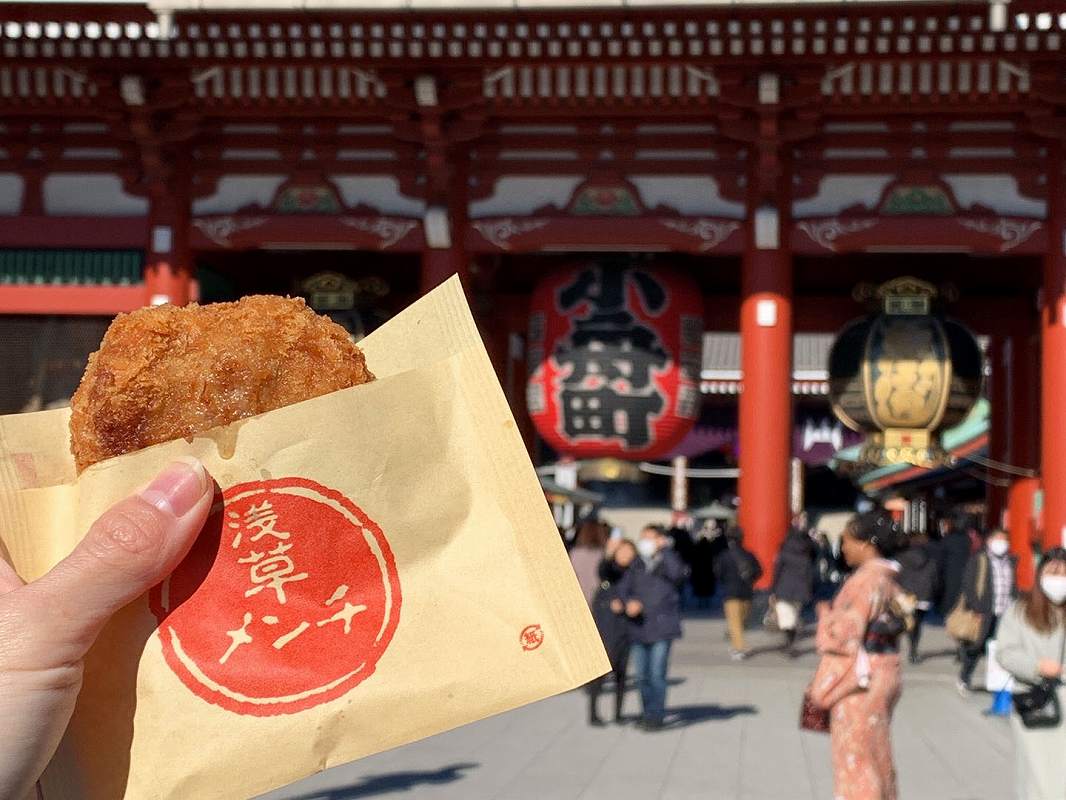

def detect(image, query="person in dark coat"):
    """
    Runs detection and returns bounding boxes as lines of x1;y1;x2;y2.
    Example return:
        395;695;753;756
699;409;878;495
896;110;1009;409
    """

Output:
615;526;688;730
586;538;636;726
688;528;721;608
813;531;843;601
957;530;1016;692
896;533;939;664
938;517;973;617
771;528;816;657
713;526;763;660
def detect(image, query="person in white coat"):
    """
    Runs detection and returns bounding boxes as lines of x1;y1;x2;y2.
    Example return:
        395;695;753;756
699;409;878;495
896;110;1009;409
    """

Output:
996;547;1066;800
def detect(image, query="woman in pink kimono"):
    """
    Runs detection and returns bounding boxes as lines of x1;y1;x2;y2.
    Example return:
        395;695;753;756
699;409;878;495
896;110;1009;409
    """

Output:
809;512;910;800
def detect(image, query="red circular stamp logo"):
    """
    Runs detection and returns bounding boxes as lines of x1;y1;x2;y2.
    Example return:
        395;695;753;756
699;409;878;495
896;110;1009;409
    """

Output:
149;478;401;716
520;624;544;651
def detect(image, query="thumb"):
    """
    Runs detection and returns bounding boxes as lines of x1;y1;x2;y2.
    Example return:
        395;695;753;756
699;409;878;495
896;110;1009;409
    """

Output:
13;458;213;665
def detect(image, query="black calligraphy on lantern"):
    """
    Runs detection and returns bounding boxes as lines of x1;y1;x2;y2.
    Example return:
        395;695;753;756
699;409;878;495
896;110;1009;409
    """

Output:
553;267;670;449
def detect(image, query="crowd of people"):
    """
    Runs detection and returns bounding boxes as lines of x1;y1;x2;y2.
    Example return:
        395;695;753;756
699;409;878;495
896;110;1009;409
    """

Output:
567;510;1066;800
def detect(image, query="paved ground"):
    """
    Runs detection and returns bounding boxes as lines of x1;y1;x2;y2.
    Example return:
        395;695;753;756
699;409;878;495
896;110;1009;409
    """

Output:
262;613;1015;800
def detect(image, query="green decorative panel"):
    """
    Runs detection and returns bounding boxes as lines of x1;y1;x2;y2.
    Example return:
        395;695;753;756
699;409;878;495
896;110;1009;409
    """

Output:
569;185;642;216
0;250;143;286
880;185;955;216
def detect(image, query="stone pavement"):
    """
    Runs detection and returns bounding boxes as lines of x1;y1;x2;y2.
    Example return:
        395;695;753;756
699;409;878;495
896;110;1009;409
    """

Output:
262;615;1014;800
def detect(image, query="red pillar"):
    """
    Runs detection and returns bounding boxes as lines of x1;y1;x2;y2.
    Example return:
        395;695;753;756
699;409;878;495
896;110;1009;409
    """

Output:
420;246;467;296
1042;144;1066;551
738;217;793;586
1009;478;1039;591
985;336;1010;529
1008;320;1040;589
421;149;469;296
145;186;192;307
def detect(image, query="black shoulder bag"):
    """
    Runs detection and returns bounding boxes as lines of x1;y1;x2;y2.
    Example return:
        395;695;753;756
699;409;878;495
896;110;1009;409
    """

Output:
1013;628;1066;729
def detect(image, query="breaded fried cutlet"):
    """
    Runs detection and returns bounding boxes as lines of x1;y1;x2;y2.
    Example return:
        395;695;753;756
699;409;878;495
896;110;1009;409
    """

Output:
70;295;374;472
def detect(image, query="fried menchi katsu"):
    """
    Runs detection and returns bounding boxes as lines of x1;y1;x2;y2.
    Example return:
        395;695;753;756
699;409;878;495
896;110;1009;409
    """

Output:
70;295;374;472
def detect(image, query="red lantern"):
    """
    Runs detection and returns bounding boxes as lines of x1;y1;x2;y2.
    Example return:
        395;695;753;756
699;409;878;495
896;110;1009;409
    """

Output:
526;263;703;461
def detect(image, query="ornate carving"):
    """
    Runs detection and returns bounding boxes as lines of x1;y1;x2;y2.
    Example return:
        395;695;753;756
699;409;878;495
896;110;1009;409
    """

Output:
569;183;642;216
797;219;878;252
659;219;739;251
880;184;955;216
957;217;1042;252
274;182;343;214
339;217;418;249
192;217;268;247
472;218;550;250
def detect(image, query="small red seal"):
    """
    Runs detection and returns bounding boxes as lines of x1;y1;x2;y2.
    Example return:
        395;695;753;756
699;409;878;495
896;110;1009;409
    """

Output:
149;478;401;716
520;624;544;651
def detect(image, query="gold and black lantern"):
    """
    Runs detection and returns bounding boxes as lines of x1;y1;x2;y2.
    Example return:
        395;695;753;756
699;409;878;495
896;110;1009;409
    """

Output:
828;277;983;467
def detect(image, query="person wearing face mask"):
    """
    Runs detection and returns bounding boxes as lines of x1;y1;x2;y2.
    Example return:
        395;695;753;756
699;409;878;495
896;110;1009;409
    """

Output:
958;530;1016;693
995;549;1066;799
586;538;637;727
615;525;688;730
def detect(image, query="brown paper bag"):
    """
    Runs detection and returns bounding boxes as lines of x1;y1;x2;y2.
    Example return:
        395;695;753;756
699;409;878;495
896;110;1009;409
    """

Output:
0;276;609;800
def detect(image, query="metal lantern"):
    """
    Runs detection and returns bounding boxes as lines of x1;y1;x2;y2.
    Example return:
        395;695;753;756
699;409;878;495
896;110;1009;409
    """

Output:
526;262;703;461
828;277;983;467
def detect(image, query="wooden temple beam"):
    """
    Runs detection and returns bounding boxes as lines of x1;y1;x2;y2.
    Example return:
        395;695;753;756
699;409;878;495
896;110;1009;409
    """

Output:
795;132;1043;151
794;157;1044;174
3;45;1061;72
0;284;146;316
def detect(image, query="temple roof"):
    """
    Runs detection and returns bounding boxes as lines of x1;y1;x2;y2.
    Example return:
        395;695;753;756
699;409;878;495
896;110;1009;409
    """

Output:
12;0;1001;7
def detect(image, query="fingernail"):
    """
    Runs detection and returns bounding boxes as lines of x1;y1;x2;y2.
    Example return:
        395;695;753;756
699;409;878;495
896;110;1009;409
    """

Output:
139;458;209;518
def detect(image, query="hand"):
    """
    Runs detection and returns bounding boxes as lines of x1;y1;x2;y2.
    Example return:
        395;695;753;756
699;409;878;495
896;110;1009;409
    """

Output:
656;534;671;551
1037;659;1063;679
609;598;624;614
605;537;621;558
0;460;212;799
625;599;644;618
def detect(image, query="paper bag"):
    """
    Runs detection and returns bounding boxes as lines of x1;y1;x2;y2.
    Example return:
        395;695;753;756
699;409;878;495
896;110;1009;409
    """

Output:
0;276;609;800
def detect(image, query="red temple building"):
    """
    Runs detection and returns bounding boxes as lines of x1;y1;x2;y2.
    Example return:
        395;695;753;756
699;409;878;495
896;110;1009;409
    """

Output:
0;0;1063;582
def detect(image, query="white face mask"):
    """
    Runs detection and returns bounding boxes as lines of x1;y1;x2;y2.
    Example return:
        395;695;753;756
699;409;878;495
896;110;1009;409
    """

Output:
636;538;658;560
988;539;1010;557
1041;575;1066;605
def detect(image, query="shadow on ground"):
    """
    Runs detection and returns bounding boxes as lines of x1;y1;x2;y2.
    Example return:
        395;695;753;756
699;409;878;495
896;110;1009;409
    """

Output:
283;763;479;800
663;704;758;730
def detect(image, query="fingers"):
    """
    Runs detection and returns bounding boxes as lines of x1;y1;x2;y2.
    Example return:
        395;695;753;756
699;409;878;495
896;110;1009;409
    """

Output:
12;459;213;662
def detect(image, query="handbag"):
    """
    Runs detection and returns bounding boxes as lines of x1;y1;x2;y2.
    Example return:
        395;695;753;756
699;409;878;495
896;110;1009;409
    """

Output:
1013;630;1066;729
799;690;831;733
946;555;987;643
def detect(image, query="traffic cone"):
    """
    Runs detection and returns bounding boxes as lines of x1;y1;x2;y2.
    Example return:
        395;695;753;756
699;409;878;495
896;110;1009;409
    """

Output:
985;688;1012;717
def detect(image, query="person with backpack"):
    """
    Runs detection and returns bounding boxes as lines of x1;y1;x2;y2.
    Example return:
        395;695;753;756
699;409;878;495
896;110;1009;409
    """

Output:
772;526;817;658
714;526;763;660
896;533;939;664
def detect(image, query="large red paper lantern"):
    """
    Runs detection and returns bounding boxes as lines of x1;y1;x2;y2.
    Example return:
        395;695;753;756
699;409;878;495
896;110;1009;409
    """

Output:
526;263;703;460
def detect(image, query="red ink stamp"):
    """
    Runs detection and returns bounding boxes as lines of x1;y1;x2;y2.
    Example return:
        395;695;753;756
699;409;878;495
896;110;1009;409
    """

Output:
520;624;544;651
149;478;401;716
